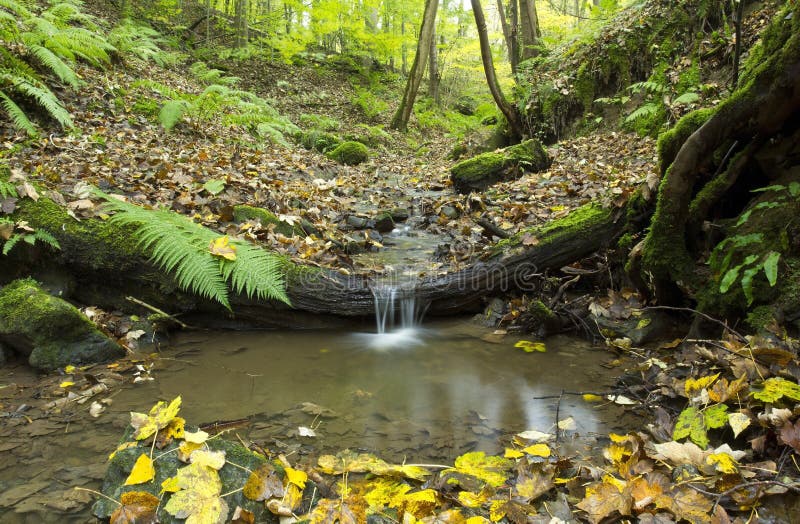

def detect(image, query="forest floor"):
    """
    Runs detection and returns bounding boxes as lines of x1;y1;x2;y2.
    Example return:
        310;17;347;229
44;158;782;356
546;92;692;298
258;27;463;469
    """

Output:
3;39;800;523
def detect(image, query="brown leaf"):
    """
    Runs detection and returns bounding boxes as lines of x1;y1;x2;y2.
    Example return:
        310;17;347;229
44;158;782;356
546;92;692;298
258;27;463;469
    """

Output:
243;464;284;501
576;481;632;523
779;419;800;452
110;491;159;524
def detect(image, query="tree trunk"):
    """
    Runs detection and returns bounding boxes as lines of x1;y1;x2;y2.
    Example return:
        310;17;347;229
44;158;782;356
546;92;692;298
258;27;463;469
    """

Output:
519;0;540;59
234;0;248;47
428;29;441;103
496;0;517;74
471;0;526;141
390;0;439;131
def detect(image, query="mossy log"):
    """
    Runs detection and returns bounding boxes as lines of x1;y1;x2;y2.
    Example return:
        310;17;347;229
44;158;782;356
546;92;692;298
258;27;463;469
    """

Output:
450;139;550;193
6;190;622;327
639;3;800;306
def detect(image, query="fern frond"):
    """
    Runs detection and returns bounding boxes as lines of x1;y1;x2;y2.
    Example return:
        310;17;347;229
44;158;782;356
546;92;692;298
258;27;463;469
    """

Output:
0;176;19;198
224;242;290;303
0;90;38;135
1;233;22;255
190;61;239;86
624;102;659;123
95;190;290;309
158;99;189;130
0;0;33;20
132;79;183;99
628;80;666;95
2;73;73;127
32;228;60;250
27;44;79;87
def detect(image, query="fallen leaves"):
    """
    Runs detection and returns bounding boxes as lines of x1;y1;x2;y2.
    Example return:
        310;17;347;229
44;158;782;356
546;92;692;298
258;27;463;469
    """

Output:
130;396;182;441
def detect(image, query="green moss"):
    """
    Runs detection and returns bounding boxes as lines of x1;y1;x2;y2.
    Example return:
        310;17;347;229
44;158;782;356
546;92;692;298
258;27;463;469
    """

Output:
745;305;778;332
618;233;634;250
233;205;299;237
0;278;124;370
494;203;613;254
299;129;341;153
327;141;369;165
451;139;549;193
452;152;506;183
656;107;715;173
574;62;595;112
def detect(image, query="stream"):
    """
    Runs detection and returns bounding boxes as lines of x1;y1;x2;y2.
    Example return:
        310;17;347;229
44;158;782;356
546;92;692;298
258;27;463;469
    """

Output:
0;319;639;522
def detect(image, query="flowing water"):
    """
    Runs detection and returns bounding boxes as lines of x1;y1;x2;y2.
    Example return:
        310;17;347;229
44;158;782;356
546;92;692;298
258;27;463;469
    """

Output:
0;319;639;522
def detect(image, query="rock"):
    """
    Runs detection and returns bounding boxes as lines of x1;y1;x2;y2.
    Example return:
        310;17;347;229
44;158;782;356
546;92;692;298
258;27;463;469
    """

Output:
454;95;477;116
592;310;675;345
345;215;371;229
92;427;293;523
233;205;318;237
373;212;395;233
365;230;383;245
0;340;8;367
0;278;125;371
440;205;459;220
326;141;369;166
475;297;506;327
450;139;551;194
389;208;410;222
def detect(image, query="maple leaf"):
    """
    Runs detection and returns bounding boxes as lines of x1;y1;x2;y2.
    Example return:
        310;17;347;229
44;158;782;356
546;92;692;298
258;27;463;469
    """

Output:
514;340;546;353
208;235;237;260
305;499;358;524
779;419;800;453
655;486;713;524
130;396;182;441
513;465;554;502
284;467;308;489
750;377;800;403
164;461;228;524
110;491;159;524
401;489;438;519
576;480;632;523
124;453;155;486
363;477;411;509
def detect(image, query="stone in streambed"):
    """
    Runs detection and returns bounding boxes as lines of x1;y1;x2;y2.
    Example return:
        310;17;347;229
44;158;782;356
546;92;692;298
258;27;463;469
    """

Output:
0;278;124;371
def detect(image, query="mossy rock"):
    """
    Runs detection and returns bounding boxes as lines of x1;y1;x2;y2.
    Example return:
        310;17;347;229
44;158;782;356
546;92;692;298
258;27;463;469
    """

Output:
92;427;286;523
453;95;478;116
0;278;124;371
450;139;550;194
233;205;318;237
299;129;342;153
327;141;369;166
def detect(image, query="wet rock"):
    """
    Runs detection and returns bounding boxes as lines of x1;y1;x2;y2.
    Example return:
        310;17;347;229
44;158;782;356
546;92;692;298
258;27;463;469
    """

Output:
389;208;410;222
345;215;371;229
233;205;313;237
93;428;290;523
592;310;675;345
374;212;395;233
0;278;125;371
475;297;507;327
326;141;369;165
365;230;383;245
440;205;460;220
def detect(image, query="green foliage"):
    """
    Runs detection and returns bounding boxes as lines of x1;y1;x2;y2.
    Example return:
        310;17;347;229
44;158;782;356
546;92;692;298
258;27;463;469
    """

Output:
326;141;369;165
94;190;290;310
0;217;61;255
108;20;181;66
0;0;115;135
298;113;340;132
299;129;342;153
350;85;387;121
189;61;240;86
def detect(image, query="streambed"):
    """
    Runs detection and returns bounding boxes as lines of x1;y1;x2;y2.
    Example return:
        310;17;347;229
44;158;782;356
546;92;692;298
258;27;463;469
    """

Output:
0;319;638;522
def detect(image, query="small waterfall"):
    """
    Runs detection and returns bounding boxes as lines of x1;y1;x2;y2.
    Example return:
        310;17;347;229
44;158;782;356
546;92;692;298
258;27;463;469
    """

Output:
371;283;428;334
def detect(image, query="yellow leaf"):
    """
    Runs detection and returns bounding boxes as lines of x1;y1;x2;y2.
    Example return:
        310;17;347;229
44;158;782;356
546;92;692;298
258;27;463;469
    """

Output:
285;467;308;489
706;452;739;474
728;412;751;438
124;453;155;486
504;448;524;459
363;478;410;509
183;429;209;444
130;396;182;441
449;452;513;488
59;381;75;388
582;394;604;403
64;365;76;373
488;499;506;522
457;490;489;508
285;483;304;510
109;441;138;461
602;474;627;493
190;449;226;470
243;463;284;501
523;443;551;457
208;235;237;261
401;489;437;518
161;475;180;494
514;340;546;353
685;373;720;397
163;461;227;523
178;441;203;462
466;518;492;524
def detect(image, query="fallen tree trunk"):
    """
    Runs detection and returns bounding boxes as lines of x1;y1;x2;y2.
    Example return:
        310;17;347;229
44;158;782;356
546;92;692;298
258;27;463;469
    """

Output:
5;190;624;327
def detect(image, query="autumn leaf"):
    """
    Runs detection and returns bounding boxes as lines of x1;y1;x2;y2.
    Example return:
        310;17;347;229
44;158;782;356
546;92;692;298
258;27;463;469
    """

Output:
124;453;155;486
305;499;358;524
779;419;800;453
728;412;751;438
576;480;632;524
750;377;800;403
628;474;667;511
130;396;182;441
243;463;284;501
522;443;551;457
513;465;554;502
230;506;255;524
110;491;159;524
654;486;713;523
514;340;546;353
706;452;739;474
400;489;438;518
363;477;411;509
203;179;226;195
163;461;228;524
284;467;308;489
685;373;720;397
208;235;237;261
448;452;513;488
190;449;226;470
673;406;710;448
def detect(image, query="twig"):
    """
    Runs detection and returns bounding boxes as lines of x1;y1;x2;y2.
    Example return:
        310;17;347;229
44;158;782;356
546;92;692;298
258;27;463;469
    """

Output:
555;389;563;445
475;216;510;239
689;480;800;513
74;487;120;506
548;275;580;308
125;296;191;329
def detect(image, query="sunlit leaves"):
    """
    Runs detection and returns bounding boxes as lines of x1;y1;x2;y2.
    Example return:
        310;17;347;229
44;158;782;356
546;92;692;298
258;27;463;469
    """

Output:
576;480;632;523
243;464;284;501
448;452;513;488
163;461;228;524
110;491;159;524
673;404;728;449
203;179;226;195
285;467;308;489
513;340;546;353
317;450;430;481
124;453;155;486
130;396;182;440
750;377;800;403
208;235;237;261
684;373;719;397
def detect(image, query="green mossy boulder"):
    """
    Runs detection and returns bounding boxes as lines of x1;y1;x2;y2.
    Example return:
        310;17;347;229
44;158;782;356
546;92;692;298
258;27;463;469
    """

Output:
0;278;124;371
450;139;550;194
233;205;318;237
299;129;342;153
92;427;284;523
327;141;369;166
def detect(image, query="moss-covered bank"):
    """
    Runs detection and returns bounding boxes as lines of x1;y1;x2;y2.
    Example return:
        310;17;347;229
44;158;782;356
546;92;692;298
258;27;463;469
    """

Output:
450;139;550;193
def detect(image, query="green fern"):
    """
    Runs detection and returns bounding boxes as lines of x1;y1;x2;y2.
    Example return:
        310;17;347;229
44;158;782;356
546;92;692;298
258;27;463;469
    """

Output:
158;99;190;130
0;225;61;256
189;61;240;86
624;102;660;124
95;190;290;310
628;80;666;95
0;91;37;135
0;176;18;199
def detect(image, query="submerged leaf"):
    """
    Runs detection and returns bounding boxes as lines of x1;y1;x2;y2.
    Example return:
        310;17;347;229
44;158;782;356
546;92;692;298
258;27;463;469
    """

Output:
514;340;546;353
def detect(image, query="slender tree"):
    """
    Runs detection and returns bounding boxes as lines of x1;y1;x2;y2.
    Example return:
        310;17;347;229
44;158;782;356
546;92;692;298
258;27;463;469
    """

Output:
390;0;439;131
519;0;540;59
470;0;525;140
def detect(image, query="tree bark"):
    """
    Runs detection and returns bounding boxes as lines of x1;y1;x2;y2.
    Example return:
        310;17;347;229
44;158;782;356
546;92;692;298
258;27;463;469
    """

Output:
428;30;441;103
496;0;518;74
390;0;439;131
519;0;541;60
471;0;526;141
